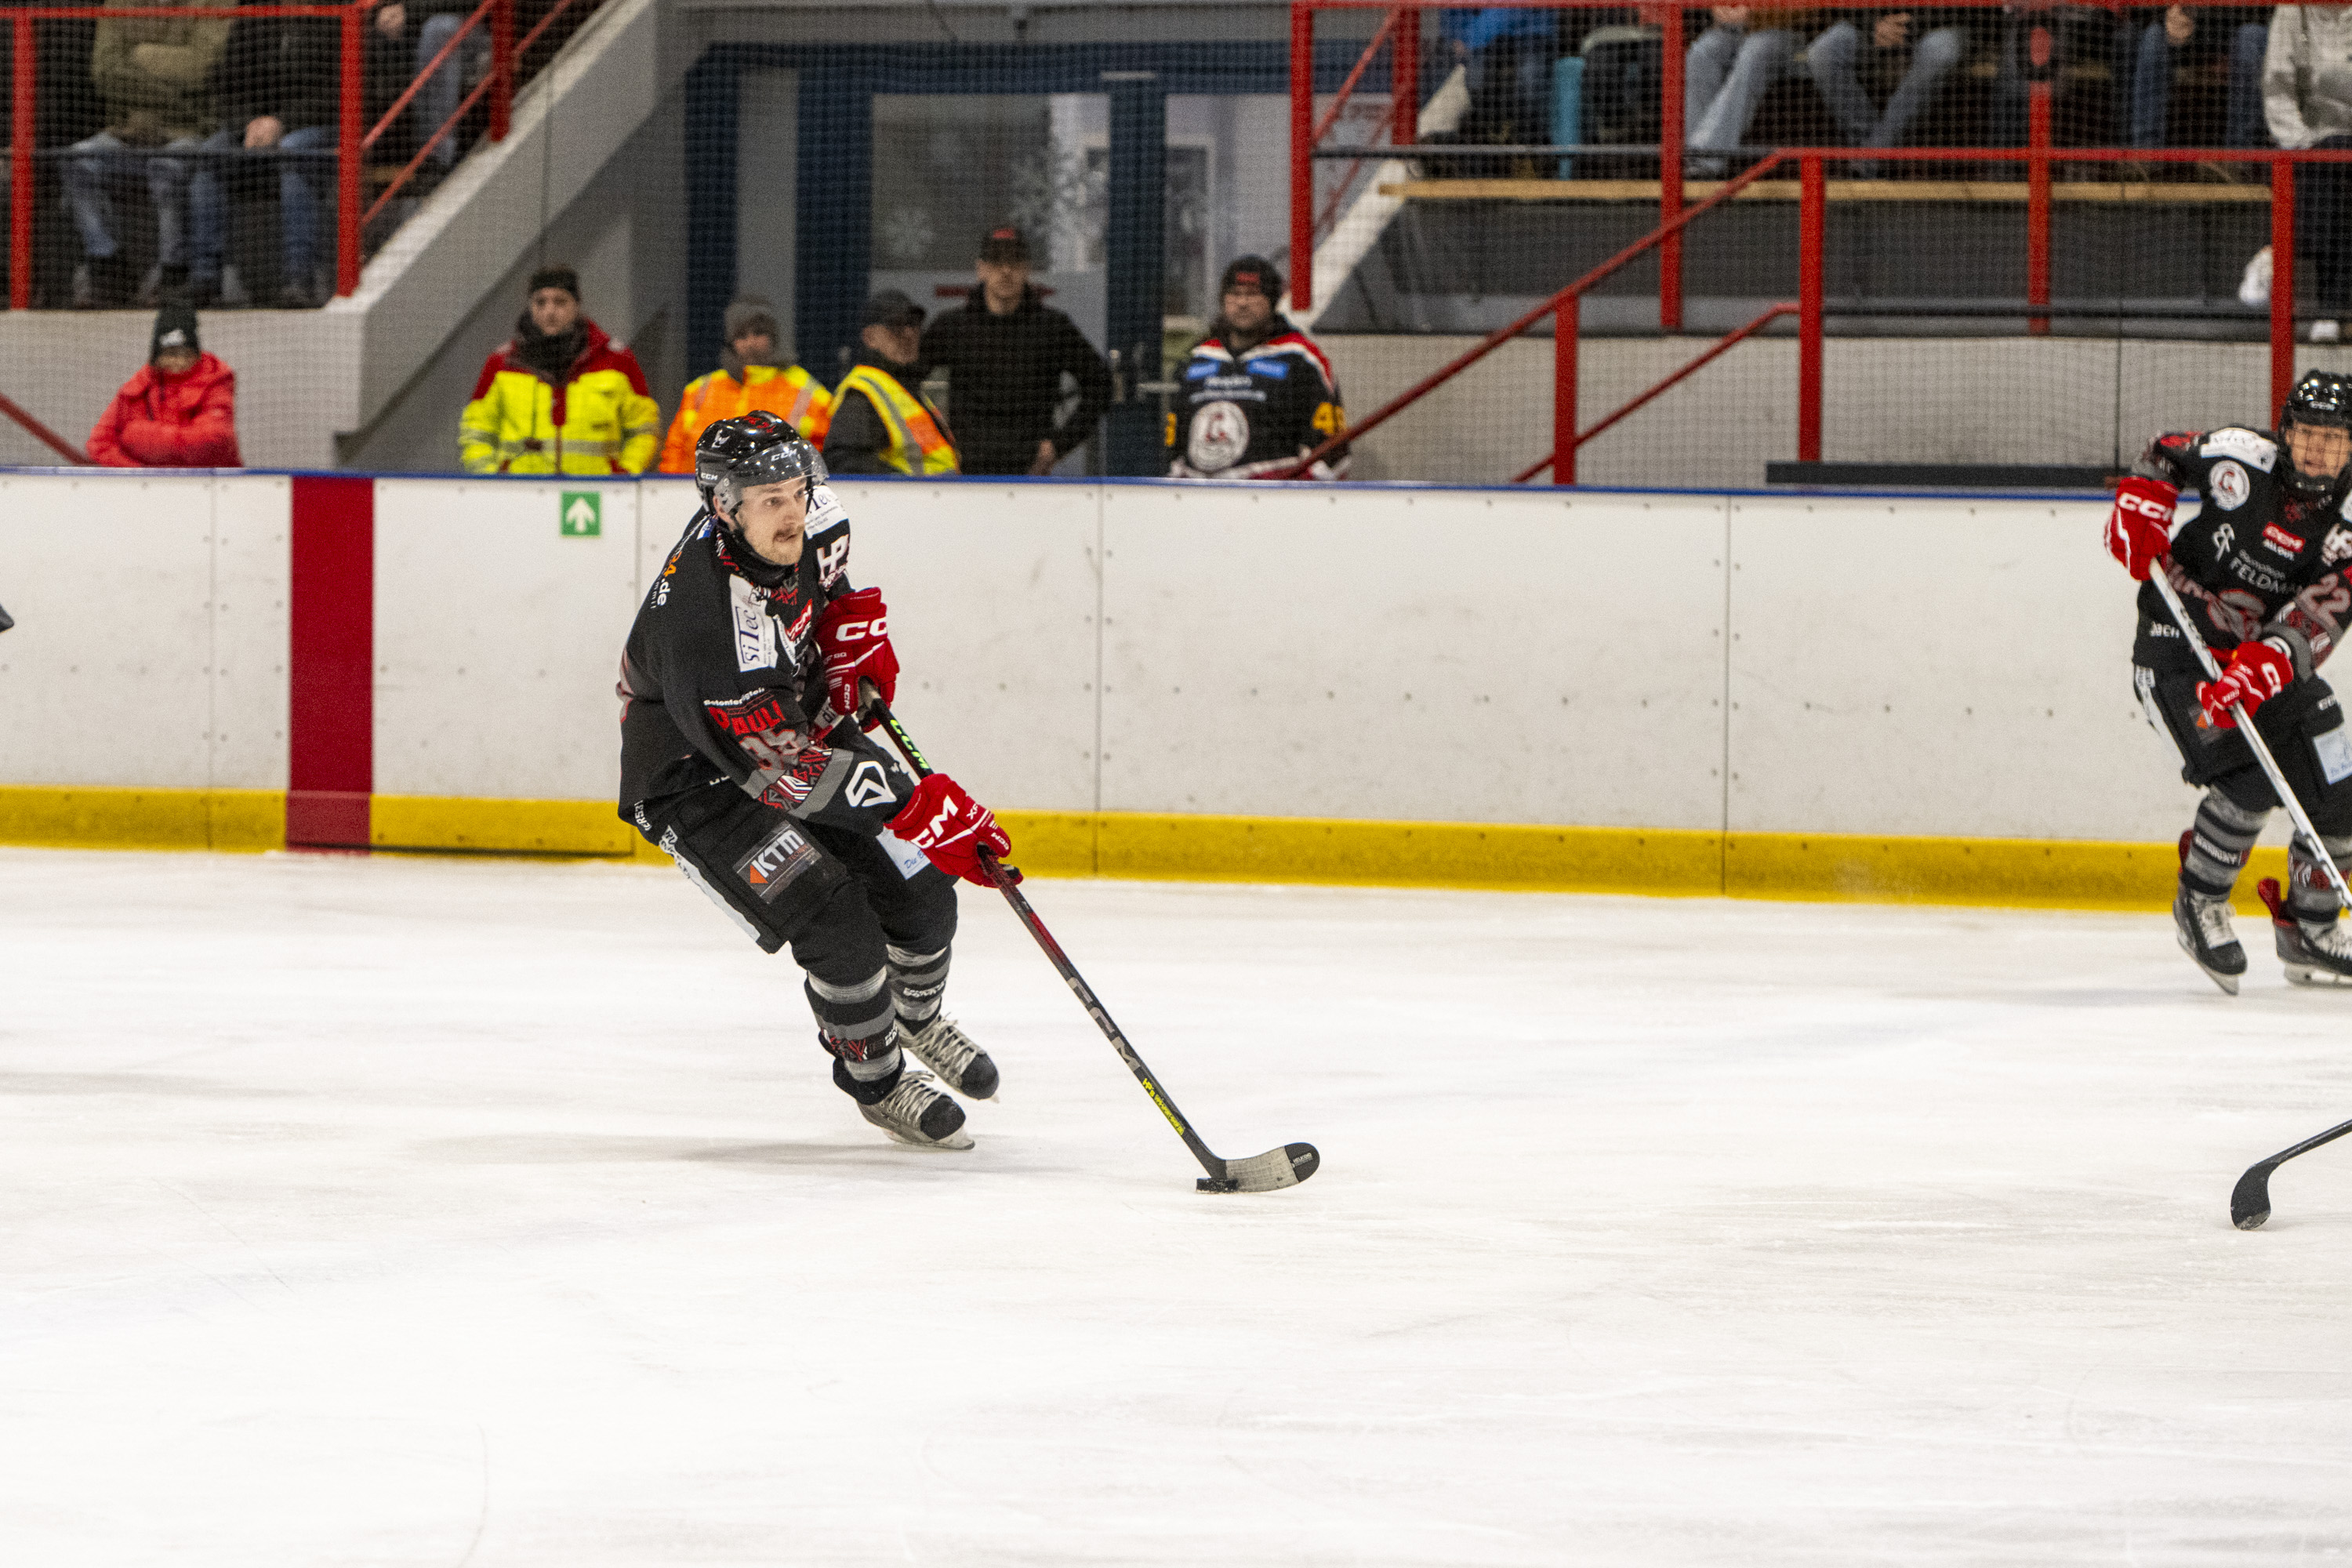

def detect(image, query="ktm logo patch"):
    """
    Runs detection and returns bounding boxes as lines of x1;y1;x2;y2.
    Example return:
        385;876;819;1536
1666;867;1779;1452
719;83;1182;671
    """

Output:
734;821;822;902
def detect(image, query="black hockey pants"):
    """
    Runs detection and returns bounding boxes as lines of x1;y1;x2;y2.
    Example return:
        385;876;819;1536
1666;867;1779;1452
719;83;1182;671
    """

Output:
642;780;958;1103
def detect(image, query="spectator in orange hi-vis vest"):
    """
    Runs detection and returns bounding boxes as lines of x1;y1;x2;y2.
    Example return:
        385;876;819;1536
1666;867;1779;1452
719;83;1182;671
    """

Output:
657;296;833;472
460;263;659;474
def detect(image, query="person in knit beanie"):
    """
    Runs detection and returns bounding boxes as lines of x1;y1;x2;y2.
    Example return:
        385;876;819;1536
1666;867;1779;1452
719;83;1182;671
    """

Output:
87;304;242;467
656;294;836;472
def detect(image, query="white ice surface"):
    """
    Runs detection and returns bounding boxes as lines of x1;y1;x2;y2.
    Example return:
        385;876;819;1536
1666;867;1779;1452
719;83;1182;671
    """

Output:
5;848;2352;1565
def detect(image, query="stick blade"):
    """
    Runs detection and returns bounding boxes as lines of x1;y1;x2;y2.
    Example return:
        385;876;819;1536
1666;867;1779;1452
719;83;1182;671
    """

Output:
1196;1142;1320;1194
2230;1161;2275;1230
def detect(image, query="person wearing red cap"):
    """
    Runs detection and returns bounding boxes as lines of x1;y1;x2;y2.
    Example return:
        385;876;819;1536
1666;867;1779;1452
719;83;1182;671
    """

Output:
918;224;1111;476
1167;255;1348;481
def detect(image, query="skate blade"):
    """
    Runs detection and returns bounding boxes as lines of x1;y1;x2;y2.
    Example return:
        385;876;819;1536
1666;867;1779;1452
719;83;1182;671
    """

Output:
2179;934;2243;996
874;1124;975;1151
2281;961;2352;988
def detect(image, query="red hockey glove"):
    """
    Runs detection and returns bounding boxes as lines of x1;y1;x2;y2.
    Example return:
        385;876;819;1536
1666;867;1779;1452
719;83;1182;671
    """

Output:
887;773;1014;887
2198;637;2295;728
815;586;898;728
2105;476;2178;581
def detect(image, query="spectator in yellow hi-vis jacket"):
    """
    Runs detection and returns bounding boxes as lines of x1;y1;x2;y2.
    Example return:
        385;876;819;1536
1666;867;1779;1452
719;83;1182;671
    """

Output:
460;263;659;474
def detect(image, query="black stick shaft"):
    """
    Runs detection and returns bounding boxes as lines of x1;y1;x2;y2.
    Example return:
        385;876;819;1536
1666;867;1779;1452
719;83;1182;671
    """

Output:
2259;1115;2352;1171
866;697;1231;1184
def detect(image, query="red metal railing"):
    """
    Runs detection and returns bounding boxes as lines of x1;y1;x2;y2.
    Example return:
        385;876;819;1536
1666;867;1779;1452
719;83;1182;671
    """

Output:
1288;143;2352;483
1288;0;2352;482
0;388;91;463
6;0;592;312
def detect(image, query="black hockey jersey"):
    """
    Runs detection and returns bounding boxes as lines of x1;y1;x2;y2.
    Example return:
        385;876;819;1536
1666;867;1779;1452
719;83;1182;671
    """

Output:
2134;426;2352;682
616;486;913;835
1165;320;1350;480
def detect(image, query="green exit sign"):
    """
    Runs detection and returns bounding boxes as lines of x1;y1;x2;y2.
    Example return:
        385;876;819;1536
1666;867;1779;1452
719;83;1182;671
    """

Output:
560;491;602;537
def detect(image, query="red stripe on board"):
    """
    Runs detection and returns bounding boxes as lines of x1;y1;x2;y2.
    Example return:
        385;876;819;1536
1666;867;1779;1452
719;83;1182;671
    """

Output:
287;475;374;848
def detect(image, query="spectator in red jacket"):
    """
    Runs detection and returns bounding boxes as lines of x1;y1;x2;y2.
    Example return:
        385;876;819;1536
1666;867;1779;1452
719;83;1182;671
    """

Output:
88;305;241;468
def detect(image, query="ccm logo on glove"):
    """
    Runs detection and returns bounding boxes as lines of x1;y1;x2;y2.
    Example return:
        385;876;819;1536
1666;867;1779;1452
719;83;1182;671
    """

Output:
2105;476;2179;582
814;586;899;728
887;772;1014;887
2198;637;2295;728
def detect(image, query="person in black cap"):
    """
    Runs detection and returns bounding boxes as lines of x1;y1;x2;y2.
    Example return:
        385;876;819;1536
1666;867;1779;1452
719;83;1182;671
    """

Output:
824;289;960;477
918;224;1111;476
88;303;241;466
1167;255;1349;481
459;263;661;474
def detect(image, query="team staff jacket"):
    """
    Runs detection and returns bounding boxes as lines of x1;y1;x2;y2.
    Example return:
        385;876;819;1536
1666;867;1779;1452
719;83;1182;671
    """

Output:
616;488;913;837
460;320;661;475
822;353;959;476
1166;319;1349;480
657;364;834;474
2133;426;2352;683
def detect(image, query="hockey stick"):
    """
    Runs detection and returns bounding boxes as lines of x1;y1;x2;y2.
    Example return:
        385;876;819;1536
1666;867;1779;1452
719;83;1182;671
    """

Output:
2230;1113;2352;1229
860;690;1320;1194
2149;565;2352;910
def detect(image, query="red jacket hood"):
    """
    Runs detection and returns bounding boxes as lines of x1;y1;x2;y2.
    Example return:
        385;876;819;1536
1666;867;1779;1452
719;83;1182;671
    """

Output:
124;352;234;398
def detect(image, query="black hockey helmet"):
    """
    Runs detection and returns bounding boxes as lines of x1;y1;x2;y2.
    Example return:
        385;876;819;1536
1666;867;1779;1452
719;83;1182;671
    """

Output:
2279;371;2352;499
694;410;826;517
2283;370;2352;431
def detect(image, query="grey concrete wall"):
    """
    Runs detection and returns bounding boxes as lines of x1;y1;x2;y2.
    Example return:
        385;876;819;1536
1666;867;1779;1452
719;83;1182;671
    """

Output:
337;98;690;474
1321;334;2352;489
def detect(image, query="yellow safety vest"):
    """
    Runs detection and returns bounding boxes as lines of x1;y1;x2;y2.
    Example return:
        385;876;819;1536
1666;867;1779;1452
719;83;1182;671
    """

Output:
834;364;959;475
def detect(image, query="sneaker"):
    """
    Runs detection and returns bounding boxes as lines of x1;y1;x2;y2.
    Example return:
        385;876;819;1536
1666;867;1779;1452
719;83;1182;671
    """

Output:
2314;319;2343;344
2257;877;2352;985
72;253;132;310
2238;245;2271;308
2175;882;2246;995
901;1014;999;1100
858;1066;973;1149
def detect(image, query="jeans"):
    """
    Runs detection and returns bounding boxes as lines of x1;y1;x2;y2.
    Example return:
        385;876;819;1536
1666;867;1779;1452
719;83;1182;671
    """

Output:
2300;132;2352;312
188;123;337;285
62;129;205;263
1806;21;1965;157
416;13;492;167
1686;24;1795;158
2116;20;2270;148
1466;36;1556;143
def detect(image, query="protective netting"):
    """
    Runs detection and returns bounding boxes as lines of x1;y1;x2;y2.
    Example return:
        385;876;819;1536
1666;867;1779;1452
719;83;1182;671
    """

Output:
1305;1;2350;488
0;1;2347;484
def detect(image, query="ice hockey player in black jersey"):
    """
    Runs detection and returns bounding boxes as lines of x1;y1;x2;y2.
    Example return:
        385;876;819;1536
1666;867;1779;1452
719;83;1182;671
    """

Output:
2109;370;2352;993
617;412;1012;1148
1166;255;1350;481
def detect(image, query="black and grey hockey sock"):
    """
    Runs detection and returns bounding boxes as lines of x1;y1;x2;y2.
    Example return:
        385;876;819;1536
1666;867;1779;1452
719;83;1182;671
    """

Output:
2287;833;2352;925
886;942;951;1030
807;965;903;1099
2183;789;2268;900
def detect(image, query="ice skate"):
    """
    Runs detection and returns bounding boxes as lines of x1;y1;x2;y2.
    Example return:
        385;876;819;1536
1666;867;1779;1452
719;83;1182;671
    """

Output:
2174;884;2246;995
2257;877;2352;986
857;1066;974;1149
901;1014;998;1100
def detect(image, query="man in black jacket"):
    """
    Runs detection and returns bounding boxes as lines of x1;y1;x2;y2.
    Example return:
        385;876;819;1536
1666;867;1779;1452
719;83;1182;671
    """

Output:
191;2;339;306
919;226;1111;476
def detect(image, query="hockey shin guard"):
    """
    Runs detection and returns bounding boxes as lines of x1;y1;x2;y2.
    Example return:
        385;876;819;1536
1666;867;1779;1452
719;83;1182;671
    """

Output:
804;966;903;1104
2288;833;2352;925
2184;789;2268;899
885;942;951;1029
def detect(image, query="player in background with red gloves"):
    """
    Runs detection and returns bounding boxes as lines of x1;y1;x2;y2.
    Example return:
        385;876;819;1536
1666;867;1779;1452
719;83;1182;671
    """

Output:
2112;371;2352;991
616;412;1008;1149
